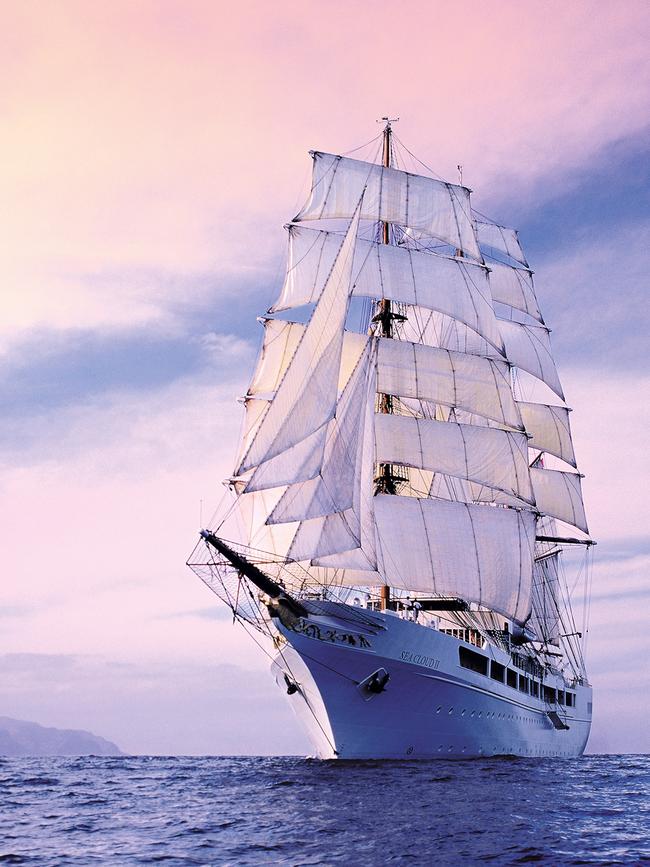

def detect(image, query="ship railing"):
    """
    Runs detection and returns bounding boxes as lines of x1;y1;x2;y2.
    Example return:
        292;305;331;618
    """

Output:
440;627;485;648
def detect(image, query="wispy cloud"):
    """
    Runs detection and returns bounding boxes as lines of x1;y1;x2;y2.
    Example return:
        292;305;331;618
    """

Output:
534;221;650;371
0;369;258;671
0;324;256;427
3;1;650;342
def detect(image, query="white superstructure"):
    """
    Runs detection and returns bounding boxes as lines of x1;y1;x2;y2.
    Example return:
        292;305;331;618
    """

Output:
188;122;594;759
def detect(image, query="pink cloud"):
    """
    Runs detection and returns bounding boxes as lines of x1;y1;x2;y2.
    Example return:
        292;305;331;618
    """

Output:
2;0;649;337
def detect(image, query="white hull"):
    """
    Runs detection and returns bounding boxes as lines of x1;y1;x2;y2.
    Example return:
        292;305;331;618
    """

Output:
270;604;592;760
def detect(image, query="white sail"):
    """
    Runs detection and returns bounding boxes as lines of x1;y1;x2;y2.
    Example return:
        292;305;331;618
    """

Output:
247;317;367;400
236;201;362;475
236;323;366;483
247;319;303;397
374;495;536;623
475;218;528;266
487;261;542;322
530;550;561;646
308;562;382;583
498;318;565;399
229;481;383;584
273;227;501;350
375;414;533;503
314;547;380;574
347;345;379;570
518;401;576;467
286;344;379;569
530;467;589;534
353;246;497;344
467;464;588;535
267;340;371;523
244;425;328;493
295;152;481;260
287;510;356;561
232;398;269;477
234;487;297;557
398;305;503;359
377;338;522;429
267;474;340;525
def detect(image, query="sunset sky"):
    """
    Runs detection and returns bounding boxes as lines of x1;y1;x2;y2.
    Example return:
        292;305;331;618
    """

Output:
2;0;649;755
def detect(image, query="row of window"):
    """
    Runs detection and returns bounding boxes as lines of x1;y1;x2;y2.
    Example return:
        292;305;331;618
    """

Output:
458;647;575;707
511;650;543;680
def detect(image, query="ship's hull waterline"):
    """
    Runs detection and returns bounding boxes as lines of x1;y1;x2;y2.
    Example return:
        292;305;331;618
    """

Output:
270;606;591;760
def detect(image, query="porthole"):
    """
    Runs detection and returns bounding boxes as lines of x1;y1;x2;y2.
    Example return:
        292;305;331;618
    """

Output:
436;706;442;714
448;707;453;715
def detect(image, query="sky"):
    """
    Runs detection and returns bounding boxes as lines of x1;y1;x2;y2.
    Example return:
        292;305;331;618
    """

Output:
1;0;649;755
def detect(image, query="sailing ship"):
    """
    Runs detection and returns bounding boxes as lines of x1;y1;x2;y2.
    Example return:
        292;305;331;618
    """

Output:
188;120;594;759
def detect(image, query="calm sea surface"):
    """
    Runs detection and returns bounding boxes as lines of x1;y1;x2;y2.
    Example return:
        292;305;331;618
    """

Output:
1;755;648;865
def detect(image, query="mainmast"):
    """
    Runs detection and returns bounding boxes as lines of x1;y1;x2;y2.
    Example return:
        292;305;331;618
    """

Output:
374;117;403;610
373;117;404;497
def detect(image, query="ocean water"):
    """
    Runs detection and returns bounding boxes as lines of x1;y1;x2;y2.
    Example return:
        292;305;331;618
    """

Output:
1;755;648;866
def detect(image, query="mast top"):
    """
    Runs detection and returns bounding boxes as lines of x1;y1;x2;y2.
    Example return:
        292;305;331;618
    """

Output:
377;116;399;130
377;118;399;172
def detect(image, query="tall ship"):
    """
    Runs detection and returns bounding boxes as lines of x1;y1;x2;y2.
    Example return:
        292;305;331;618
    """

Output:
188;121;595;759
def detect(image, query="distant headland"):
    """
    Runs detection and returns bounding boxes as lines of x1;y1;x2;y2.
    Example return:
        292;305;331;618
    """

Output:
0;716;124;756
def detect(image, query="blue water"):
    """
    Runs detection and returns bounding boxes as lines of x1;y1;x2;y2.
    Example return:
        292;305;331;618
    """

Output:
1;755;648;865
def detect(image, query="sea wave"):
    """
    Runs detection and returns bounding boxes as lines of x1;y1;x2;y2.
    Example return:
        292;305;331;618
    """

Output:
0;755;648;865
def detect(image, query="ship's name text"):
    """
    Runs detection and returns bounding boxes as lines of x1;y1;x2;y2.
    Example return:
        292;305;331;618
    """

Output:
401;651;440;669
